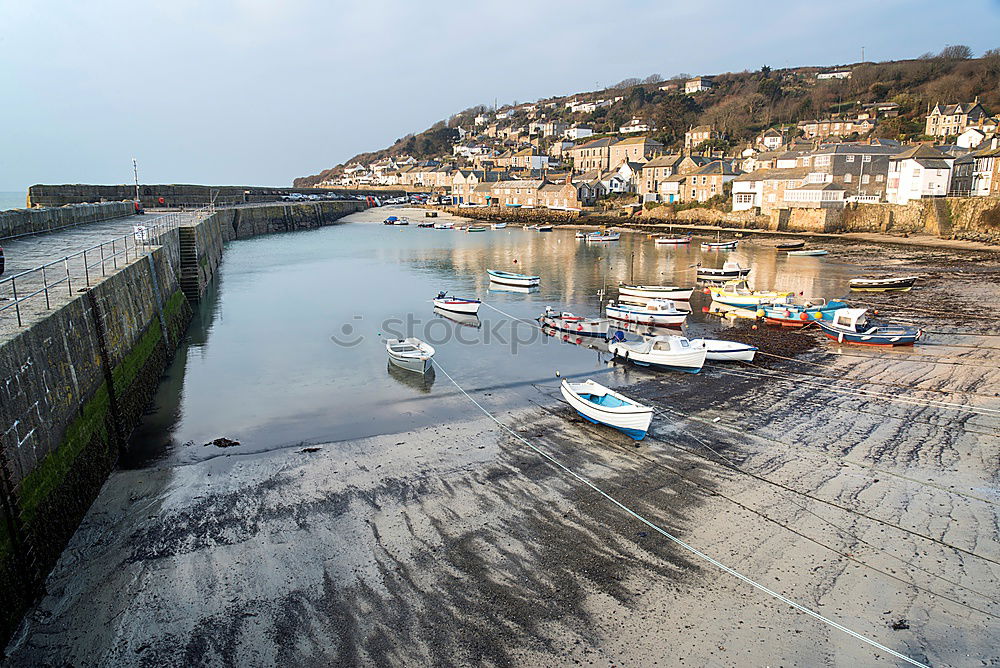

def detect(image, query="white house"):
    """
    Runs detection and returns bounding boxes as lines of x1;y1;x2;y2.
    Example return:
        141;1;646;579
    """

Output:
685;76;713;94
957;127;987;149
885;146;955;204
474;114;489;126
817;70;852;80
731;179;762;211
758;128;784;150
619;118;652;134
564;125;594;140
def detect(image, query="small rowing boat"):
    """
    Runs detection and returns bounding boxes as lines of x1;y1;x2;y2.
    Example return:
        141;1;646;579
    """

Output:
487;269;540;287
761;299;849;327
575;231;586;239
701;240;737;250
787;249;828;256
386;338;435;374
417;222;435;228
605;299;687;328
655;236;692;245
560;379;653;441
848;276;918;292
609;334;707;373
465;226;487;232
536;224;553;232
383;216;399;225
710;281;793;309
816;308;922;346
587;232;620;242
618;283;693;301
775;240;805;250
696;261;750;282
538;307;610;338
492;223;507;229
432;292;482;315
434;222;455;229
688;338;758;362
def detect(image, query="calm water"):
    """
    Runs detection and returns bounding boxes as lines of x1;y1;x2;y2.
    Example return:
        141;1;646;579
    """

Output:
0;191;26;211
124;207;862;468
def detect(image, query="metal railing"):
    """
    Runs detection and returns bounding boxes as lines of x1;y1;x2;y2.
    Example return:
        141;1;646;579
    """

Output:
0;206;213;327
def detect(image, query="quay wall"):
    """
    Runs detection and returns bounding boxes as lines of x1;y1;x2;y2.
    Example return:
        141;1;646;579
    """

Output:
26;184;365;209
0;202;134;240
440;206;581;225
0;200;364;647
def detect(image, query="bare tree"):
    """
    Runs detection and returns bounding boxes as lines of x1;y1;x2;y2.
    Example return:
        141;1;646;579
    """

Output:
643;73;663;84
938;45;972;59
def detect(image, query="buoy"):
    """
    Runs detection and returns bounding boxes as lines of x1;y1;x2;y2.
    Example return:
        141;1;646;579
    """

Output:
756;309;765;317
555;370;561;377
873;309;879;315
814;311;822;319
703;287;711;294
751;324;758;330
799;313;809;321
702;306;709;313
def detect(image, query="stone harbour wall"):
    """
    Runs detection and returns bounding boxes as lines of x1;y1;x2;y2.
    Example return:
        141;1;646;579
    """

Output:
0;202;134;240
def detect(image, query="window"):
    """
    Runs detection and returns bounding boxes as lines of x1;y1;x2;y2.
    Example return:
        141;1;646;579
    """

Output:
844;173;852;183
862;175;870;184
876;174;884;182
846;155;855;163
862;155;872;163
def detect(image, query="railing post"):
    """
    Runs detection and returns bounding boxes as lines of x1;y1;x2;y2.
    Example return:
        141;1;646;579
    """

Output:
112;239;117;270
64;258;72;296
84;249;90;287
41;266;50;309
101;243;106;276
11;278;20;327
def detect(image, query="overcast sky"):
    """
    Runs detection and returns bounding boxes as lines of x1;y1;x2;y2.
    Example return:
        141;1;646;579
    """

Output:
1;0;999;191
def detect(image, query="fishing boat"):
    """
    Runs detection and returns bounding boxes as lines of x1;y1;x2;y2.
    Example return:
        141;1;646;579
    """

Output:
560;379;653;441
536;224;554;232
696;261;750;282
465;226;487;232
417;222;435;228
433;306;482;328
709;281;794;309
655;235;692;245
618;283;693;301
605;299;687;328
434;222;455;229
848;276;919;292
432;292;482;315
587;232;621;242
487;269;541;287
761;299;850;327
816;308;922;346
383;216;399;225
688;338;758;362
538;307;611;338
393;217;410;226
775;240;806;250
492;223;507;229
386;338;435;374
787;249;828;256
608;335;707;373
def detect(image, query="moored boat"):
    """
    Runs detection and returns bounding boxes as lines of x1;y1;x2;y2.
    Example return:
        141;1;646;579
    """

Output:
560;379;653;441
618;283;693;301
487;269;541;287
609;334;707;373
696;261;750;282
417;222;435;228
775;240;806;250
848;276;919;292
701;240;737;250
386;337;435;374
689;338;758;362
434;222;455;229
587;232;621;242
492;222;507;229
465;226;487;232
655;236;692;245
432;292;482;315
605;299;687;328
816;308;922;346
761;299;850;327
575;231;586;239
536;224;554;232
383;216;399;225
709;281;793;309
787;249;828;256
538;307;611;338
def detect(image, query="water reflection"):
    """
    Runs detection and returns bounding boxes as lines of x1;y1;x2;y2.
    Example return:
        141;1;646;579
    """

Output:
387;361;436;393
433;306;482;328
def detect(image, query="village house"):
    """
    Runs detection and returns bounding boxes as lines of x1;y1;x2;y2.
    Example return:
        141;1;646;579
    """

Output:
781;182;847;209
924;100;989;138
684;161;740;202
547;140;575;160
609;136;663;166
639;155;684;202
757;128;785;150
886;145;955;204
684;125;720;150
816;70;852;80
564;125;594;140
798;143;901;200
957;127;988;149
511;148;550;170
619;118;652;134
730;166;811;213
685;76;713;94
952;145;1000;196
567;137;617;172
797;117;876;139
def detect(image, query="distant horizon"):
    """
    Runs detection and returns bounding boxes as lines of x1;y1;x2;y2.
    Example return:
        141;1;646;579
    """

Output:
3;0;999;192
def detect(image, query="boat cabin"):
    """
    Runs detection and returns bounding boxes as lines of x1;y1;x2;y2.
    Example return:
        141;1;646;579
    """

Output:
831;308;870;331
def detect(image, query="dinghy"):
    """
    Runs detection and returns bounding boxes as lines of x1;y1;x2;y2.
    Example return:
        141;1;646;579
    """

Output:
701;240;737;250
609;335;707;373
775;240;806;250
587;232;621;242
689;338;758;362
432;293;482;315
709;281;793;309
575;231;587;239
487;269;540;287
816;308;922;346
787;249;828;256
618;283;693;301
393;217;410;226
696;261;750;282
434;222;455;229
417;222;435;228
655;236;692;245
465;226;487;232
605;300;688;328
848;276;918;292
761;299;849;327
560;379;653;441
383;216;399;225
538;307;610;338
492;223;507;229
386;338;435;374
536;225;554;232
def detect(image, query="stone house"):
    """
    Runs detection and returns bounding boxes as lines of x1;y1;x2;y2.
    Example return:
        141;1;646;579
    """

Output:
925;101;989;138
757;128;785;150
609;137;663;166
684;125;720;150
797;144;901;199
567;137;617;172
640;155;684;202
685;76;713;94
684;161;740;203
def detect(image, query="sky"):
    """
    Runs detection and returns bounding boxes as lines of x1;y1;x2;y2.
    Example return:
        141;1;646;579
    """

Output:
1;0;1000;191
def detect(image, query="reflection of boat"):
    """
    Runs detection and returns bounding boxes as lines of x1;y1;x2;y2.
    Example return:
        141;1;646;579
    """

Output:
434;222;455;229
487;269;540;287
560;379;653;441
386;338;435;374
776;240;805;250
762;299;849;327
432;293;481;315
536;225;553;232
709;281;793;309
655;236;692;245
816;309;922;346
587;232;621;242
606;300;687;328
689;338;758;362
849;276;918;292
387;361;436;393
540;324;610;352
538;307;610;338
433;306;482;328
618;283;693;301
492;223;507;229
696;261;750;282
609;335;707;373
787;249;828;256
488;283;539;294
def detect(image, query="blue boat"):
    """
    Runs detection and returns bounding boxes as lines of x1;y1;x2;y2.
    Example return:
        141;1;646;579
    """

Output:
761;299;850;328
816;308;922;346
560;379;653;441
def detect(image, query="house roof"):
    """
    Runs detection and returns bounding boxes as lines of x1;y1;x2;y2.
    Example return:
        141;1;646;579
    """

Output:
762;128;782;137
733;166;812;182
915;159;953;170
613;136;663;147
890;145;951;161
692;160;740;176
688;125;713;134
572;137;617;150
642;155;683;169
930;102;986;116
788;182;846;191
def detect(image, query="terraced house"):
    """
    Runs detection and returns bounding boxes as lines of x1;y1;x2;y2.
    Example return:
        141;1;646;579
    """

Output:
925;100;989;137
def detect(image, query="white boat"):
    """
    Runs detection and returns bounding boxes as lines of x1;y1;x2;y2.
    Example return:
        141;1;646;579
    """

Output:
701;240;737;250
787;249;828;256
605;299;687;328
848;276;918;292
386;338;435;374
587;232;621;242
492;223;507;230
609;335;707;373
696;261;750;282
434;222;455;229
618;283;693;302
709;281;793;309
487;269;540;287
536;225;554;232
560;379;653;441
432;293;482;315
655;236;692;245
575;231;586;239
689;338;758;362
538;307;611;338
433;306;482;328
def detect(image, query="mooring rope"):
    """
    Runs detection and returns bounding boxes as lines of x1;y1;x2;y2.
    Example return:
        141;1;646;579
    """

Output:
433;359;931;667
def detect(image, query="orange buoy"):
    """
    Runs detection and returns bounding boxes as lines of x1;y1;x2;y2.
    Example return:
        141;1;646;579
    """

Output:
800;313;809;320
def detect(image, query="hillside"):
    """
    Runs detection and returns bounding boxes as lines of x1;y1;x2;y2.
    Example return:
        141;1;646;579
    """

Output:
293;46;1000;187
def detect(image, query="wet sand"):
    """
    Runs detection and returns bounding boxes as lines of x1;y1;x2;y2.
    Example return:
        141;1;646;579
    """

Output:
5;243;1000;666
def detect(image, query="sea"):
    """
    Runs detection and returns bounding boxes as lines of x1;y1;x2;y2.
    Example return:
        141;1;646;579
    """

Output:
0;191;27;211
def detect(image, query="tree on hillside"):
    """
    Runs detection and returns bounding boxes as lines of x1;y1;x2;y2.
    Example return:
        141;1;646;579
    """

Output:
643;74;663;84
939;44;972;60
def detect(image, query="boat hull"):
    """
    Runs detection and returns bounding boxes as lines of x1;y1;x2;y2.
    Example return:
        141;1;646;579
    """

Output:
618;285;693;301
606;307;686;328
609;341;706;373
560;380;652;441
690;338;757;362
655;237;692;245
538;314;610;337
492;223;507;229
701;242;737;250
848;277;917;292
696;268;750;282
432;298;481;315
388;354;433;373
